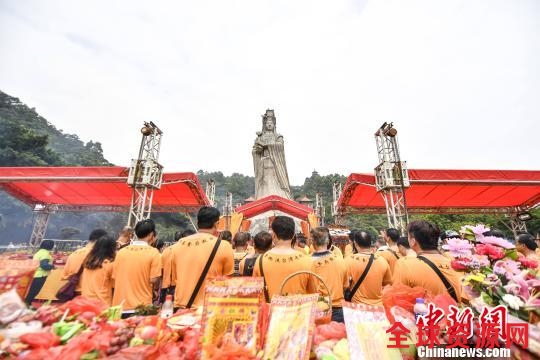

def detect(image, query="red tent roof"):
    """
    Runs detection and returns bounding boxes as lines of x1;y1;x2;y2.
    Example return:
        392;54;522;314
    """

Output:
338;169;540;214
235;195;314;220
0;166;209;212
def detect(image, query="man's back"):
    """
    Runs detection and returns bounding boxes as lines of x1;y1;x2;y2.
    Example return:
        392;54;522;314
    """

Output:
379;248;400;274
112;244;162;310
393;253;462;300
171;233;234;308
252;250;316;300
311;252;348;307
345;253;392;305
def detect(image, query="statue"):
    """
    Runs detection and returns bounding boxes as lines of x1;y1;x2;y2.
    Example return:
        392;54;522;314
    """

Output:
252;109;292;200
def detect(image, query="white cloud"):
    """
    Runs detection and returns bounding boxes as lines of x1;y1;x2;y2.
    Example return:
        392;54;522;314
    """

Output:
1;0;538;187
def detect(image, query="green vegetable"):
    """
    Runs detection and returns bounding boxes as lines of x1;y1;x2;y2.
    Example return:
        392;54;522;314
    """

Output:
60;322;84;343
103;305;122;321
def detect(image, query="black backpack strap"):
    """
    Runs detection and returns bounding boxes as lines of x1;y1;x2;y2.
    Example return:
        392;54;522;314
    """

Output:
346;254;375;301
258;255;270;302
186;238;221;308
417;255;459;303
387;249;400;260
242;255;259;276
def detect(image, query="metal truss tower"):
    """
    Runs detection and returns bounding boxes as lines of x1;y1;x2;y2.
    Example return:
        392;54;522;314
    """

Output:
29;204;56;247
315;192;325;226
332;181;344;225
374;123;410;233
205;179;216;206
508;207;529;238
222;191;233;230
127;122;164;227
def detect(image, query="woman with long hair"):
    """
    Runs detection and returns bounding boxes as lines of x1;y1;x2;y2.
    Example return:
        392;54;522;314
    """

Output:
81;234;116;305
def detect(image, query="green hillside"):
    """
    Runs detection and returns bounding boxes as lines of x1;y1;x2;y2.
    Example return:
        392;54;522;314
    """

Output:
0;90;537;244
0;91;111;166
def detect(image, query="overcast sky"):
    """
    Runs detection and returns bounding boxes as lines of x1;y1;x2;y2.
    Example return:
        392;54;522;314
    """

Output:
1;0;538;186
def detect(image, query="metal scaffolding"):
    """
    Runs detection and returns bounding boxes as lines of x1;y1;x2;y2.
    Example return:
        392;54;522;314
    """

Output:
332;181;344;225
315;192;325;226
127;122;164;227
29;204;56;247
374;122;410;233
205;179;216;206
222;191;233;230
507;207;529;238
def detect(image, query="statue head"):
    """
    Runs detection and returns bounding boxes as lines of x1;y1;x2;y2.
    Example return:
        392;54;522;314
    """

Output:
261;109;276;132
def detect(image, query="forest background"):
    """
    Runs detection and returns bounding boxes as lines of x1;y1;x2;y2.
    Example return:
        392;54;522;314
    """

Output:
1;90;538;244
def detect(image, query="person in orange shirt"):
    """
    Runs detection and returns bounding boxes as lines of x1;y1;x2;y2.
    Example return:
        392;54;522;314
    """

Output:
171;206;234;309
378;228;401;275
161;229;195;302
252;216;316;302
233;232;250;276
81;234;116;305
397;236;416;258
293;232;311;255
310;227;348;322
345;230;392;305
63;229;108;294
393;220;462;302
219;230;233;244
112;219;162;315
343;242;354;257
116;226;134;250
239;231;273;276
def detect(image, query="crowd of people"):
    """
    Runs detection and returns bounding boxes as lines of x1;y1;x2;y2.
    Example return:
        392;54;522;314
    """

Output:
25;206;540;322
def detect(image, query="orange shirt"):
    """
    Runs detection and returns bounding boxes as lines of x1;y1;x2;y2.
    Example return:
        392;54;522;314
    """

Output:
345;253;392;305
311;251;348;307
171;233;234;308
344;243;353;257
112;242;162;310
81;259;114;305
393;254;463;301
378;247;401;274
252;250;317;301
330;245;344;259
62;243;93;292
161;246;175;288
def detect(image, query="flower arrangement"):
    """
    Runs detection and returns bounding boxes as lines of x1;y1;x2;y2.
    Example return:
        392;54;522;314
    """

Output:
449;224;539;323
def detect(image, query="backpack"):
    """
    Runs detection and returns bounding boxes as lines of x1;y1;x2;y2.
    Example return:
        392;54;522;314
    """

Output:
242;255;260;276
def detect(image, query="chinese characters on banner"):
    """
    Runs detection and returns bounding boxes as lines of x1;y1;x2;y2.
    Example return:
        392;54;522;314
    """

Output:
386;303;528;350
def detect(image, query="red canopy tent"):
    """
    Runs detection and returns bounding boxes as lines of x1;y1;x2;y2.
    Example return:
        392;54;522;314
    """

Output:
235;195;315;220
337;169;540;214
0;166;209;212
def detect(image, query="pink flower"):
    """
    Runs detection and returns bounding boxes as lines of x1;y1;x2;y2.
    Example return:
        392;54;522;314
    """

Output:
451;255;490;271
442;238;474;257
451;259;468;271
483;273;502;288
493;259;522;280
478;236;515;250
472;224;490;238
475;244;505;260
505;273;540;303
518;256;539;269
